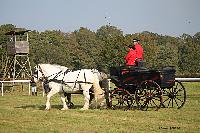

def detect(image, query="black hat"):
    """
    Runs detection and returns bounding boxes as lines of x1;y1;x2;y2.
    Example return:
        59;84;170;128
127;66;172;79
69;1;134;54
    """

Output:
132;38;140;42
128;45;133;48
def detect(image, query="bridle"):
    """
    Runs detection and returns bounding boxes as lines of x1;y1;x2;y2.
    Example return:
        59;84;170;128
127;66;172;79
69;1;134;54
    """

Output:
32;65;45;81
33;64;70;82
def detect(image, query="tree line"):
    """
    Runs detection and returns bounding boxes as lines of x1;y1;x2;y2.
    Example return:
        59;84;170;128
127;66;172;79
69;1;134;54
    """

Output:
0;24;200;77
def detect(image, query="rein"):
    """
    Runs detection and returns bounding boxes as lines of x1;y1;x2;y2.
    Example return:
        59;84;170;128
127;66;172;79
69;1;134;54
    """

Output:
36;64;68;82
35;66;105;86
36;65;105;100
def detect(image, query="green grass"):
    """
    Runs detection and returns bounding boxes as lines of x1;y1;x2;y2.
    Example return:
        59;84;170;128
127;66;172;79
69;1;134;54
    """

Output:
0;82;200;133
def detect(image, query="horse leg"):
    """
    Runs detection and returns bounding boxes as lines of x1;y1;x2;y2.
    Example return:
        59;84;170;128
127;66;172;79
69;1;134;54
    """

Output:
89;92;94;104
65;93;73;108
45;88;59;110
60;94;68;110
66;93;71;103
81;89;90;110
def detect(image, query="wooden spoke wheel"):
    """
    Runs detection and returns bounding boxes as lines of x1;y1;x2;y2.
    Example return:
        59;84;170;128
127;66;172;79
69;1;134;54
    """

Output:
135;80;163;111
110;88;133;110
162;80;186;109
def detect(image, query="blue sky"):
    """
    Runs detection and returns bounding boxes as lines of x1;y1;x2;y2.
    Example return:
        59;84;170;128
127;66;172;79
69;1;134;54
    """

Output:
0;0;199;36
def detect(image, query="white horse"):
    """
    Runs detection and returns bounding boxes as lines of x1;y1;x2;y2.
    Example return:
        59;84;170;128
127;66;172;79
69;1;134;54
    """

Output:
33;64;106;110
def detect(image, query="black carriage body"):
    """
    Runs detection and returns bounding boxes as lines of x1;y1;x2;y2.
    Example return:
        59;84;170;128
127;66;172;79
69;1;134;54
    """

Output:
110;66;176;89
154;67;176;88
109;66;186;110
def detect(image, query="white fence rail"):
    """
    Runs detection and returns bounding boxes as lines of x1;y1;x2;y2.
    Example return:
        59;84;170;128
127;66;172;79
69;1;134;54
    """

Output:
175;78;200;82
1;78;199;96
0;80;31;96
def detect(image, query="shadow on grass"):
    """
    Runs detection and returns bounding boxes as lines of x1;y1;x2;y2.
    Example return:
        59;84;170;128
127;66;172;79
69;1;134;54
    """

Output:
15;104;84;110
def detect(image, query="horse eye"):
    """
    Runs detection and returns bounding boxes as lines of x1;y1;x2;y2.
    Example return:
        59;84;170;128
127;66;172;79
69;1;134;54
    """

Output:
33;69;38;74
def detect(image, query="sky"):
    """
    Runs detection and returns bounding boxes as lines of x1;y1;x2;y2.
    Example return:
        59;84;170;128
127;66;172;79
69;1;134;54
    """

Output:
0;0;199;37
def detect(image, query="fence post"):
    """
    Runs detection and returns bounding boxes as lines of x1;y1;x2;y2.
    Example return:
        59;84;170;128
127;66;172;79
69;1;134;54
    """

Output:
28;82;30;95
1;83;3;96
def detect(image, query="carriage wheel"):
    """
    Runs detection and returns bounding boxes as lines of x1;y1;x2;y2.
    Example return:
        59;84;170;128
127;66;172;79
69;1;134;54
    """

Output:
135;80;163;111
162;80;186;109
110;88;133;110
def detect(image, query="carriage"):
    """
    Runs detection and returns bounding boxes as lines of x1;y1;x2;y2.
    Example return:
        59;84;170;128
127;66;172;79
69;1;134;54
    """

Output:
106;65;186;111
33;63;186;111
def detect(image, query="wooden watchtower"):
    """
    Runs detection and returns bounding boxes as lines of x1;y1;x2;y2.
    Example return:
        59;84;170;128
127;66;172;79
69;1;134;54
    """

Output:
3;30;32;80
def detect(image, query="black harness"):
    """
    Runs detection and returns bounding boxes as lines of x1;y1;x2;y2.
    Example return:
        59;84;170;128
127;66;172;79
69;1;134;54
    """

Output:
36;66;93;94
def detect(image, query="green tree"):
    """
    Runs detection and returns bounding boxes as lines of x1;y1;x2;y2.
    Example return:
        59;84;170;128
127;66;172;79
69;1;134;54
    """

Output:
178;33;200;75
71;27;102;69
0;24;16;71
96;25;124;71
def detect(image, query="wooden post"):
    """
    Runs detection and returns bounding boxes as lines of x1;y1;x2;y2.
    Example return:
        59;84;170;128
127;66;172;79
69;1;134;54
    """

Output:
1;83;3;96
28;82;30;95
107;79;111;103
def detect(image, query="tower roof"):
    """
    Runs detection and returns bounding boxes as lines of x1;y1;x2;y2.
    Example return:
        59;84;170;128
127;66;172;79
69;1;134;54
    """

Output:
5;30;30;35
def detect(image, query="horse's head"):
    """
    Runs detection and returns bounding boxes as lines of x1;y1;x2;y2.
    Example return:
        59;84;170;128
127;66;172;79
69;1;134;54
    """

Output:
91;74;108;108
97;71;110;92
96;90;106;107
32;64;44;82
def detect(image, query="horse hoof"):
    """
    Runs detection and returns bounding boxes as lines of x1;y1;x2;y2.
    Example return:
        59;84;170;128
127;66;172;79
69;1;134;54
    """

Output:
45;108;50;111
80;108;88;111
61;108;68;111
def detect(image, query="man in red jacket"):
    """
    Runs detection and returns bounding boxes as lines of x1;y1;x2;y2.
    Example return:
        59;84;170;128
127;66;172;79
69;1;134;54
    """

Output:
132;38;144;59
132;39;144;66
124;45;137;66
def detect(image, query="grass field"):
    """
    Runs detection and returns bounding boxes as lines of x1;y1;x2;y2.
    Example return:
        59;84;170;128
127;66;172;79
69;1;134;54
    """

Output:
0;82;200;133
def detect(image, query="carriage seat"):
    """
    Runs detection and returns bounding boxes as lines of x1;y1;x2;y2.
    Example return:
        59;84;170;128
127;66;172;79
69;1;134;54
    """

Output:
135;59;145;67
110;65;148;77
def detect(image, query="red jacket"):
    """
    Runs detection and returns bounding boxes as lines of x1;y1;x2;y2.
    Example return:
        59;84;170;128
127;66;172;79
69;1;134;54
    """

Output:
134;43;144;59
124;49;137;65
